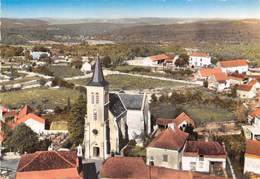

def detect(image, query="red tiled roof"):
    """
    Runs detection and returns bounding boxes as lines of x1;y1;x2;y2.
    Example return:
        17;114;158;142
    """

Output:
101;157;225;179
148;127;188;150
198;68;222;78
191;52;210;57
101;157;148;179
174;112;196;128
237;79;257;91
212;72;228;83
150;54;171;61
156;118;174;126
245;140;260;157
0;132;4;143
219;59;248;68
17;151;77;172
16;113;45;125
237;84;254;91
249;108;260;118
17;105;34;119
184;141;226;157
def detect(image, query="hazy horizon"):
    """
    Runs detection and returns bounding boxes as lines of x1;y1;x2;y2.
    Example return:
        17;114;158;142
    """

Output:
2;0;260;19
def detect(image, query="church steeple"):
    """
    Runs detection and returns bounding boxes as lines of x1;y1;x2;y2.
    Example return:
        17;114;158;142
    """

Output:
87;56;108;87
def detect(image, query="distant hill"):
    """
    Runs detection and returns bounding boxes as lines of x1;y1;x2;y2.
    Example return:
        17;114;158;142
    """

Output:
1;18;260;46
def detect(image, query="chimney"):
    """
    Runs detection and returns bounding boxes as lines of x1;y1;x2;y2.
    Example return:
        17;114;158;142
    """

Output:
168;123;175;131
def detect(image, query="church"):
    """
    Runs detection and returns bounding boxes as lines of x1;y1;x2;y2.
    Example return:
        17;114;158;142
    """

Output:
84;57;129;159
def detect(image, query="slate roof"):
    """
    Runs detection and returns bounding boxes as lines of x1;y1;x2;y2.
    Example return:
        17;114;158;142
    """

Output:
119;93;144;110
17;151;77;172
109;93;126;118
87;57;108;87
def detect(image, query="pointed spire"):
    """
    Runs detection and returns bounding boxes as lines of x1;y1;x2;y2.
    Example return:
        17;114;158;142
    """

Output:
87;56;108;87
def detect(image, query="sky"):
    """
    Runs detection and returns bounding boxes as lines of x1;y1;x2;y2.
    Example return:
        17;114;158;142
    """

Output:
1;0;260;19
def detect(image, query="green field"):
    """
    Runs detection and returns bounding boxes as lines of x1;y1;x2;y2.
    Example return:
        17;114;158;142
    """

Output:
0;87;81;108
180;104;235;125
47;65;83;78
0;76;41;85
71;74;188;90
151;103;234;126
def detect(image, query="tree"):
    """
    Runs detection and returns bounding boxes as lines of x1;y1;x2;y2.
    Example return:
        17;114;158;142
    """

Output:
174;54;189;67
236;101;248;123
5;124;39;154
68;95;86;146
102;56;112;68
203;80;208;88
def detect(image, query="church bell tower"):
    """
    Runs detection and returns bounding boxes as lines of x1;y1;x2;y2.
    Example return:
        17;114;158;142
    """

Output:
84;57;110;159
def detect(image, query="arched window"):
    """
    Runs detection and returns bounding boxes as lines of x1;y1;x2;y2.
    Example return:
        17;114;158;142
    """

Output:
96;92;99;104
91;92;94;104
93;110;97;120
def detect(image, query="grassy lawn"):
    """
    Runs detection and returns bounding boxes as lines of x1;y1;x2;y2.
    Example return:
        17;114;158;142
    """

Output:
50;121;68;130
151;102;234;126
180;104;235;125
0;76;41;85
0;87;81;109
47;65;83;78
71;74;187;90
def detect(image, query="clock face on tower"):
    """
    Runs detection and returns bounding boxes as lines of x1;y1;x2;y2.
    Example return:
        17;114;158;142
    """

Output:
92;129;98;135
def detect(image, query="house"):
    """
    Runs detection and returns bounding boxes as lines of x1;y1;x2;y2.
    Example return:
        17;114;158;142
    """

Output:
146;126;188;169
227;73;246;86
217;59;249;74
118;93;151;140
145;54;174;66
244;140;260;175
156;112;195;132
208;72;230;92
81;61;92;73
189;52;211;68
100;156;225;179
182;141;226;173
30;51;50;60
196;68;222;81
4;105;46;134
237;79;258;99
84;57;128;160
243;108;260;140
16;150;82;179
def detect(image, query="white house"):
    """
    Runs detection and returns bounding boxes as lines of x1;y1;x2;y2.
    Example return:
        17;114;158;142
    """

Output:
244;140;260;175
16;113;46;134
182;141;226;173
207;72;230;92
81;61;92;73
119;93;151;140
146;126;188;170
127;54;176;67
217;59;249;74
189;52;211;68
237;79;258;99
30;51;51;60
243;108;260;141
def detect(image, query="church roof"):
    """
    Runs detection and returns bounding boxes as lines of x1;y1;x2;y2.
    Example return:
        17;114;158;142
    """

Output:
87;57;108;87
109;93;126;118
119;93;144;110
